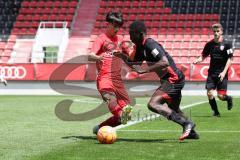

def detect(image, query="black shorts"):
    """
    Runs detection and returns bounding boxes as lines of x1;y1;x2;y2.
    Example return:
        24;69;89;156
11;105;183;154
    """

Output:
151;80;185;111
205;74;228;94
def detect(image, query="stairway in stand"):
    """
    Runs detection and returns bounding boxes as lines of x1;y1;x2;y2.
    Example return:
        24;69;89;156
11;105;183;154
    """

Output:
64;0;100;62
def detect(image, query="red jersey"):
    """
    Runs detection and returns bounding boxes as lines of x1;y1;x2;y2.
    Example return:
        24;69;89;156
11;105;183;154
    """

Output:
91;33;131;107
91;33;124;80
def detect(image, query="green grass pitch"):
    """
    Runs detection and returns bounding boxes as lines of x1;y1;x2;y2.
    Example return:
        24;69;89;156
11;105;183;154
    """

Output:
0;95;239;160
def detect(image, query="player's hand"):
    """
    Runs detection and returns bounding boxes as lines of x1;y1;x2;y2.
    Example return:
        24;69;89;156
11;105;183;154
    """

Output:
112;51;129;60
132;65;147;74
98;55;103;61
112;50;123;57
218;72;225;82
193;59;199;64
121;41;134;53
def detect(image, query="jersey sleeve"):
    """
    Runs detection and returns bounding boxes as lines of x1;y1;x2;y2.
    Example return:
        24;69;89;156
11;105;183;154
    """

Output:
201;42;211;58
91;36;103;55
145;39;165;60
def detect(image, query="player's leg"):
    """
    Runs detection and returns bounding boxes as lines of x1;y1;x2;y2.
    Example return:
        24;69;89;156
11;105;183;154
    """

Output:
206;75;220;116
93;91;122;134
115;85;133;125
207;89;220;116
147;88;195;140
168;96;199;140
93;88;133;135
216;77;233;110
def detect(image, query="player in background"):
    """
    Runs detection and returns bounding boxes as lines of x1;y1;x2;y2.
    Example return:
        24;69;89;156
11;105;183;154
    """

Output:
88;11;133;134
115;21;199;140
0;74;7;86
193;23;233;117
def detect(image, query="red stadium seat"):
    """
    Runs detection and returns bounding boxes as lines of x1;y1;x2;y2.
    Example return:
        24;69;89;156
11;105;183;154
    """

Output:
152;21;159;28
159;21;168;28
173;41;182;49
139;1;147;7
181;41;190;49
122;1;131;7
132;1;139;7
54;1;62;7
171;49;180;56
161;14;169;21
148;1;155;7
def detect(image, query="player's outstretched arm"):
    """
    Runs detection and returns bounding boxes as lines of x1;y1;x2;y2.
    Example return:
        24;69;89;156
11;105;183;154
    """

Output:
133;56;169;74
113;52;141;68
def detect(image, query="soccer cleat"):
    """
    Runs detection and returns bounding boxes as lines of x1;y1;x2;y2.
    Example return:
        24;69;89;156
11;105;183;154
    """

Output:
93;125;100;135
227;96;233;110
120;105;133;125
179;122;195;141
213;112;221;117
185;130;200;140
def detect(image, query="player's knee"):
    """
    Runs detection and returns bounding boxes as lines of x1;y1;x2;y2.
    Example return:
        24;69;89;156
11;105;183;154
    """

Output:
147;100;159;112
217;94;224;100
103;93;116;102
207;90;214;99
147;101;155;111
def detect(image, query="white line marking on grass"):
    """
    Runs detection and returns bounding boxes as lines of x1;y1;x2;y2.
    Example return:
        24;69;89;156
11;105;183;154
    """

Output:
73;99;143;106
118;130;240;133
116;101;208;130
73;99;101;104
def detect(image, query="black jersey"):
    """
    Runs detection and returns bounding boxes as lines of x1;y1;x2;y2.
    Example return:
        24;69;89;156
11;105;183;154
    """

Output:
133;38;184;83
202;39;233;76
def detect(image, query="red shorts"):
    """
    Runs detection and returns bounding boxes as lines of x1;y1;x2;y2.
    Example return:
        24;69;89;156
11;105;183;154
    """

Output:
97;77;130;108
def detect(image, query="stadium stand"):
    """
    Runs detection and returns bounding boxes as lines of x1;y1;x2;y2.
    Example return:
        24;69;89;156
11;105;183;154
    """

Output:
0;0;21;63
12;0;78;35
90;0;240;64
0;0;239;64
0;0;79;63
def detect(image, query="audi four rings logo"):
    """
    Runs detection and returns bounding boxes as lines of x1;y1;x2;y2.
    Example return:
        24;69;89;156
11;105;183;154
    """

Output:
0;66;27;79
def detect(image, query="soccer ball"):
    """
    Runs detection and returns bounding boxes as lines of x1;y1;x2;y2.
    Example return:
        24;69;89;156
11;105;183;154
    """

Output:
97;126;117;144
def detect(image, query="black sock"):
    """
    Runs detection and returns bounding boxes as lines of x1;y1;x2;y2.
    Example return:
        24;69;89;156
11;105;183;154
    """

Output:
168;111;188;127
209;98;219;113
222;95;231;101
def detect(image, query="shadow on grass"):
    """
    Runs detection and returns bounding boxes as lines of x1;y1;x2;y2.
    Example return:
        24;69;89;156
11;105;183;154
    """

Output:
62;135;185;143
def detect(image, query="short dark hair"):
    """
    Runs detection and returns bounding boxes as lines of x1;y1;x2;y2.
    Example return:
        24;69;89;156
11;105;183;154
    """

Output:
106;11;124;27
129;20;147;34
212;23;223;30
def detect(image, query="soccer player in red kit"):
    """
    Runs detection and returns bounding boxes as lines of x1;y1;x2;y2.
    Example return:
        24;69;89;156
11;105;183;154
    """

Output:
194;23;233;117
88;12;132;134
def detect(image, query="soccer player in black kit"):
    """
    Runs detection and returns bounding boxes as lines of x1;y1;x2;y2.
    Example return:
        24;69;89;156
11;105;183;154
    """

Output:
194;23;233;117
115;21;199;140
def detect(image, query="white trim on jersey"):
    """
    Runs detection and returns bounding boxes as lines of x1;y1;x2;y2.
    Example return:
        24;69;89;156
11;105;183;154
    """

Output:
227;48;233;55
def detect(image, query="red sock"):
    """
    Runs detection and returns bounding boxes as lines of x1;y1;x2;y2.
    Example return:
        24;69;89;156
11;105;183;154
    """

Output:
99;116;121;127
99;99;123;127
108;99;123;117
